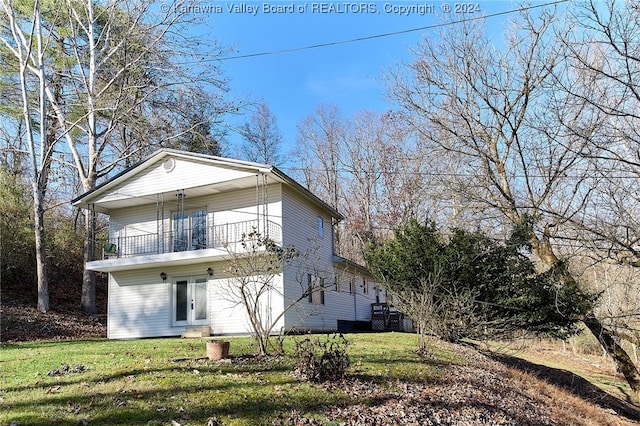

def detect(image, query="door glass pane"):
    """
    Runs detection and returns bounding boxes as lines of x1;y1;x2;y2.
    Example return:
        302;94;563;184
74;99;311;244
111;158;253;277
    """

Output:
191;210;207;250
194;278;207;321
175;280;188;322
173;212;188;252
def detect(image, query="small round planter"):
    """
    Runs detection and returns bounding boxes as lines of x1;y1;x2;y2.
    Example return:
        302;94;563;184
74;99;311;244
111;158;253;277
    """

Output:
206;340;230;360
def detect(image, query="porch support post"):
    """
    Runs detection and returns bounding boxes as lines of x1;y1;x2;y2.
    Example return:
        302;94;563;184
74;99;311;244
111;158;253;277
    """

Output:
255;172;270;238
262;172;269;238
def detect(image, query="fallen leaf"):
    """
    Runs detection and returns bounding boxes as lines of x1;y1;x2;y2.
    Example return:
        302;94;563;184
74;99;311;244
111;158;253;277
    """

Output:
46;385;61;393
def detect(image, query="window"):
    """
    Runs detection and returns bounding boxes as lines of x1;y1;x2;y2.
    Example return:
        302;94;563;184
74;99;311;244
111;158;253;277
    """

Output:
317;217;324;238
173;208;207;251
175;280;188;322
349;277;355;295
191;210;207;249
307;274;325;305
334;277;340;293
362;278;369;294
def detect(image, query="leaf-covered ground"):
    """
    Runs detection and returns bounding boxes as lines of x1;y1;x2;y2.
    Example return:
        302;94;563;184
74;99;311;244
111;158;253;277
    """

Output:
287;343;640;426
1;273;107;343
1;302;107;342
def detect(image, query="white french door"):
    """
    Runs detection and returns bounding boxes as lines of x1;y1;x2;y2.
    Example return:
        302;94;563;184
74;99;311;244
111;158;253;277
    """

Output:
172;209;207;252
173;276;208;326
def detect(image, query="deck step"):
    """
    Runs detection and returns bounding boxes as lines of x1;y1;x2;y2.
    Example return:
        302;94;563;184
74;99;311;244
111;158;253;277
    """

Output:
181;325;211;338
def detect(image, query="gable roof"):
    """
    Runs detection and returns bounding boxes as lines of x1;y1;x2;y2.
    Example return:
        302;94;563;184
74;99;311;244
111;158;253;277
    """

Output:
72;149;344;220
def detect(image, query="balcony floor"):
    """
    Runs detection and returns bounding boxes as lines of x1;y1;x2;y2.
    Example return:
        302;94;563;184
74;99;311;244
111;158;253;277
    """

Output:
86;247;230;272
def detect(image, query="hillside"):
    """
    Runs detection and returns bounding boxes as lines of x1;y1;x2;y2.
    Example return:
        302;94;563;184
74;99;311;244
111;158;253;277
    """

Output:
1;292;639;425
314;342;640;425
1;274;107;342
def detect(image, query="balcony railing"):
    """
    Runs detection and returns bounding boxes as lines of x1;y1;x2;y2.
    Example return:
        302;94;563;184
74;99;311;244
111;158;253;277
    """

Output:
99;220;282;259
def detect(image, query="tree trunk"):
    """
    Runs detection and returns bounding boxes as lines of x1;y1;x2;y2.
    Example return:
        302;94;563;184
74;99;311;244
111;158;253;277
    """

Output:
532;233;640;404
81;0;98;316
81;205;96;314
583;313;640;404
33;187;49;313
7;0;52;313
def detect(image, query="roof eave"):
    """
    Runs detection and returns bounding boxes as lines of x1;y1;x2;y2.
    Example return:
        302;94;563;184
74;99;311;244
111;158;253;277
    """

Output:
72;149;344;222
271;166;345;222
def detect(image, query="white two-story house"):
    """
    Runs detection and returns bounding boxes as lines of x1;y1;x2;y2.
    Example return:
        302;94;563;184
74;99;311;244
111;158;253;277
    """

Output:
73;149;383;339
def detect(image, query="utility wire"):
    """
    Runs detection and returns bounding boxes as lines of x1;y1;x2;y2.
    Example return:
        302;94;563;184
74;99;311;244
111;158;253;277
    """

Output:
218;0;569;61
280;165;640;180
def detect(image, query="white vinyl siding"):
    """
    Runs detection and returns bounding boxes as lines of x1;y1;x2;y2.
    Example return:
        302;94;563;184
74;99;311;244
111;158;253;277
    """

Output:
99;158;257;205
88;152;383;339
209;185;282;231
107;269;173;339
281;186;354;331
107;264;286;339
104;182;287;339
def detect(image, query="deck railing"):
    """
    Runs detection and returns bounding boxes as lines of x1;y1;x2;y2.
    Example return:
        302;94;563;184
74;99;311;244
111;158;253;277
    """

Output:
99;220;282;259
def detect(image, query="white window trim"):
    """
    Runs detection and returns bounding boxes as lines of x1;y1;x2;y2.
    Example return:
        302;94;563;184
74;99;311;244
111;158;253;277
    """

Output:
317;216;324;238
307;274;325;305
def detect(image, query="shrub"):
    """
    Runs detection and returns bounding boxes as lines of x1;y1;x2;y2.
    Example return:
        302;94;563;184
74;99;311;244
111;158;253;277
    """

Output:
294;333;350;383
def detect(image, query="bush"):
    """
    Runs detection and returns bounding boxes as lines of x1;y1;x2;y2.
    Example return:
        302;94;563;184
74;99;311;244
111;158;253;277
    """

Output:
294;333;350;383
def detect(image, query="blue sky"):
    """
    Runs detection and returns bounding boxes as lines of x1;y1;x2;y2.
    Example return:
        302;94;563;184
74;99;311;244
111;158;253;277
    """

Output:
194;1;560;158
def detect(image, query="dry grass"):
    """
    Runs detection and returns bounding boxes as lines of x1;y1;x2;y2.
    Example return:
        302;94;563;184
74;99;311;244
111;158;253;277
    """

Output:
504;364;629;425
485;338;640;425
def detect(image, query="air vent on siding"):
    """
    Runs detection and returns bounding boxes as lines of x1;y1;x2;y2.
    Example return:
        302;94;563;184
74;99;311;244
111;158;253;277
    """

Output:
163;158;175;172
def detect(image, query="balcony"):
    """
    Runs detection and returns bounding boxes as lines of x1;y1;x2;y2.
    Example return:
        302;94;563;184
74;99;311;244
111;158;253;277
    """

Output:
100;220;282;260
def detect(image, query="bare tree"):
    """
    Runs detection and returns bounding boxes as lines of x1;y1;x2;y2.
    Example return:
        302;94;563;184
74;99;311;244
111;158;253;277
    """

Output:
238;101;283;166
1;0;55;312
339;110;382;258
293;103;345;211
554;2;640;397
390;9;640;402
220;230;329;355
557;1;640;268
293;105;434;261
387;272;449;353
293;103;347;258
339;110;431;261
1;0;234;314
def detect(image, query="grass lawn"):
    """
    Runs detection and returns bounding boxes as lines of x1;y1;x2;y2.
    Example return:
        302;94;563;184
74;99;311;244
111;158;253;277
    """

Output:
0;333;450;425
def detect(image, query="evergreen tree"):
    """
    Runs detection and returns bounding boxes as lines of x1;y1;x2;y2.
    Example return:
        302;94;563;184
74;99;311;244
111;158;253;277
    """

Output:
365;219;595;345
